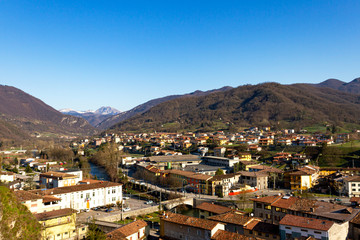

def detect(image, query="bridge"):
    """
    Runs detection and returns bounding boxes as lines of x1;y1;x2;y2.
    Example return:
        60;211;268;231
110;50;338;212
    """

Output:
94;197;195;222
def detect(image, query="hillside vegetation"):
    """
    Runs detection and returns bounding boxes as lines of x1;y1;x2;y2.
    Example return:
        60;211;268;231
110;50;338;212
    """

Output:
0;186;41;240
0;85;96;140
110;83;360;132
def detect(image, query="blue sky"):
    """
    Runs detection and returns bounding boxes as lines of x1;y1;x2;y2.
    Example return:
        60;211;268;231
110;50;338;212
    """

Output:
1;1;359;111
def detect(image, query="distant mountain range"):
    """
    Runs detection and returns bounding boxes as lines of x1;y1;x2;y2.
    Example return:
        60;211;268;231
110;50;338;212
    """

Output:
0;85;96;141
2;77;360;140
314;77;360;94
109;80;360;132
95;86;233;129
60;107;121;126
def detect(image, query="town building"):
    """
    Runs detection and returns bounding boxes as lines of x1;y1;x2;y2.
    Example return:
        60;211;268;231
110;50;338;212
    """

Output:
106;220;149;240
279;214;347;240
30;180;122;211
160;212;225;240
34;208;87;240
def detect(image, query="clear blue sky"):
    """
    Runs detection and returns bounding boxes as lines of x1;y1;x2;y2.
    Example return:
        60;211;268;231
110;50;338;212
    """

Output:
1;0;359;111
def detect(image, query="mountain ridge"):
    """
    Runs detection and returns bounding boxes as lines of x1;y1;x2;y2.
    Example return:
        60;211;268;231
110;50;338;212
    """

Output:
109;82;360;132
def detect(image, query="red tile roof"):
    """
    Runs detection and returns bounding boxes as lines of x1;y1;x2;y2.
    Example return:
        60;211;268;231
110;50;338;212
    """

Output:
211;230;258;240
34;208;77;221
196;202;233;215
279;214;334;231
107;220;147;239
161;212;220;230
208;212;253;226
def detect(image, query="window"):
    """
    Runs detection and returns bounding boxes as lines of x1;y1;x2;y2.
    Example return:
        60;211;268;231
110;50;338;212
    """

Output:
264;205;271;210
57;234;60;237
353;189;356;192
301;229;308;232
73;230;76;233
266;214;271;219
260;213;263;218
81;194;83;199
353;183;356;186
314;231;322;234
256;203;262;208
285;227;291;229
275;207;281;212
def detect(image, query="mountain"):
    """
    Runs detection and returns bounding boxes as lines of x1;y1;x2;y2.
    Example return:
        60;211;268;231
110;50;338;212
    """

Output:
109;83;360;132
60;106;121;126
96;86;233;129
0;85;96;140
315;77;360;94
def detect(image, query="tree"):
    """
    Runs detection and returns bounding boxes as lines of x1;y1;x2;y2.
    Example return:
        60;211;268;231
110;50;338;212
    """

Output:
215;168;224;175
86;221;107;240
25;165;33;173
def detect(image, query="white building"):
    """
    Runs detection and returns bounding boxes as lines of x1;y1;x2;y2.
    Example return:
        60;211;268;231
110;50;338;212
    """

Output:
31;180;122;211
279;214;347;240
40;171;82;189
343;176;360;197
0;171;15;182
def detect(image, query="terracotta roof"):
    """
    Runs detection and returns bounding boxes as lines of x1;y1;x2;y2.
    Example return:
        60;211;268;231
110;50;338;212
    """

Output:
350;197;360;204
345;176;360;182
244;220;279;235
166;169;213;181
252;195;360;222
208;212;253;226
42;195;61;203
79;179;103;184
237;171;268;177
350;212;360;225
14;190;43;202
30;181;122;196
0;171;15;176
34;208;77;221
161;212;220;230
279;214;334;231
211;230;258;240
196;202;234;215
107;220;147;239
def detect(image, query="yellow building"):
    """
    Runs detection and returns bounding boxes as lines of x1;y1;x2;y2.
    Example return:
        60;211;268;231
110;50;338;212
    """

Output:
238;152;252;161
34;208;86;240
285;166;319;190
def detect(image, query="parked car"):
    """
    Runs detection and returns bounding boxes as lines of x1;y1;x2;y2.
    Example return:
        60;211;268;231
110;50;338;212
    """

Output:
145;200;153;205
91;207;99;211
122;207;131;212
123;196;130;200
105;208;114;212
81;209;90;212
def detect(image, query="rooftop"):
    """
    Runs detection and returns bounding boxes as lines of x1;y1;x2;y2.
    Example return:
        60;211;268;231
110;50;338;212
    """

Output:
161;212;221;230
196;202;234;215
34;208;77;221
107;220;148;239
279;214;334;231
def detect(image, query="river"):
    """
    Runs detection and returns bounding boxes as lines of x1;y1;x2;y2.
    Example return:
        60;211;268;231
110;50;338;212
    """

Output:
89;161;111;181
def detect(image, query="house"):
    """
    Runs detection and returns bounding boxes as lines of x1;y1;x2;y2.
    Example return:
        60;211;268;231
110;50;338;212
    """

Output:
195;202;234;219
160;212;225;240
252;194;360;226
0;171;15;182
208;212;254;235
40;171;81;189
284;165;319;190
259;138;273;146
213;147;226;157
279;214;347;240
34;208;87;240
343;175;360;197
238;152;252;161
243;218;280;240
208;173;240;196
237;171;268;190
106;220;149;240
163;169;213;194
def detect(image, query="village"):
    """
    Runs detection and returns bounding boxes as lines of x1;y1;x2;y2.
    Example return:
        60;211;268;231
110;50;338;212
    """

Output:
2;126;360;239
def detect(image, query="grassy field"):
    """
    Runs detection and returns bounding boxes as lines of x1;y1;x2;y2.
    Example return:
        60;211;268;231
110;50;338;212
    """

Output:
115;211;161;224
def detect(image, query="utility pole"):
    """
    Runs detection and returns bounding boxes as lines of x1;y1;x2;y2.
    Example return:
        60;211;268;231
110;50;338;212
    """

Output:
159;190;162;212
